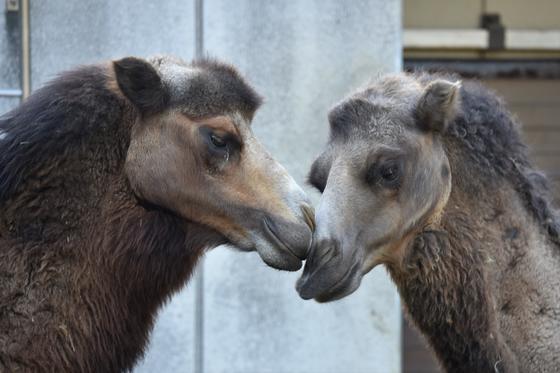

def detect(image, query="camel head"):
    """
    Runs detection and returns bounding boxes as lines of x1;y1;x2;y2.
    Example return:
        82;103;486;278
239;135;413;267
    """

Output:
113;56;314;271
297;75;460;301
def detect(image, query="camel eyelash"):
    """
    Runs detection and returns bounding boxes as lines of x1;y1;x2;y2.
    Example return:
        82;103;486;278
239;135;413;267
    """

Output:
200;127;241;154
365;158;402;189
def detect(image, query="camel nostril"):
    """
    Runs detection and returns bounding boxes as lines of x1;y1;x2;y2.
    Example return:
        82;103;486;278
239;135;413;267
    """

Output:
300;204;316;232
305;243;339;274
296;239;345;296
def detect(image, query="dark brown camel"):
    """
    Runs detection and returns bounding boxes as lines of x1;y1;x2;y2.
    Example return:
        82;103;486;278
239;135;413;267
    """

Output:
296;73;560;372
0;56;314;372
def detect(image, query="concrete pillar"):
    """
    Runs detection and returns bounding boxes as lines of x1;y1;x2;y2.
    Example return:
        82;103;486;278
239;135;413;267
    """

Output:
29;1;196;88
200;1;402;372
0;1;22;113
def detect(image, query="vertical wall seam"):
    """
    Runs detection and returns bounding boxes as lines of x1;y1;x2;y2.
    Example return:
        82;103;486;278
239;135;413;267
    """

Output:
20;0;30;99
193;2;205;373
195;0;204;59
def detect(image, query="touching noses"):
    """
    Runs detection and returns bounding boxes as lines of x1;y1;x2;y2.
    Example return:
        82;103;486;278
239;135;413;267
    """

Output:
267;202;315;261
296;238;343;299
295;203;316;258
278;176;316;259
295;195;356;300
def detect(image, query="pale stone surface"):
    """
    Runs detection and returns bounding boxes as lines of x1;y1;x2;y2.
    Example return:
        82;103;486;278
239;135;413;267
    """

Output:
202;1;402;372
30;1;196;89
0;97;20;116
135;283;198;372
0;2;22;114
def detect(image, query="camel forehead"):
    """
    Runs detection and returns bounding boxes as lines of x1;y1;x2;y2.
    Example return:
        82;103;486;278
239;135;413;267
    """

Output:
328;74;424;143
329;97;410;144
148;55;261;119
362;104;405;141
148;56;199;99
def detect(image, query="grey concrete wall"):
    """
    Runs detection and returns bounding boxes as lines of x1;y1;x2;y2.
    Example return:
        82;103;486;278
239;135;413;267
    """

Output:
3;1;402;372
0;3;22;113
30;1;196;88
201;2;402;372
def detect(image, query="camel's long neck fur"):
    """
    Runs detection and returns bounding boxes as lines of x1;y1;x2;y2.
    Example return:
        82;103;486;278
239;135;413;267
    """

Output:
0;66;215;372
389;186;520;373
389;140;560;372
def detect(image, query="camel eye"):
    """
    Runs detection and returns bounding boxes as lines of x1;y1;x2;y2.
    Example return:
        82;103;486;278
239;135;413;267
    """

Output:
366;159;402;189
210;133;227;148
379;161;401;189
380;164;399;181
199;126;241;166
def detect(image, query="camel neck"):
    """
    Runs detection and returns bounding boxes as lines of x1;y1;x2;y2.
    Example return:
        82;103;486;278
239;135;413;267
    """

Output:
389;180;524;372
0;68;210;370
76;184;222;371
389;227;518;372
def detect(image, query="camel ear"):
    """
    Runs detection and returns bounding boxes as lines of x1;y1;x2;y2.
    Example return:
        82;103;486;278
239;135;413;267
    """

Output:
113;57;168;114
416;79;461;133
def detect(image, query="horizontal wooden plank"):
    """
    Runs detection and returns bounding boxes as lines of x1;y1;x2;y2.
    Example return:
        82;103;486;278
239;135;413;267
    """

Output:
521;129;560;148
528;149;560;157
507;30;560;50
508;106;560;128
530;155;560;177
404;29;488;49
509;101;560;112
403;30;560;50
483;80;560;103
522;130;560;155
519;124;560;132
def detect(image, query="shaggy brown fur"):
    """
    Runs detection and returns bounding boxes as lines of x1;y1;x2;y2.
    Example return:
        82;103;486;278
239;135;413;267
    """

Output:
0;57;311;372
0;62;225;372
389;76;560;372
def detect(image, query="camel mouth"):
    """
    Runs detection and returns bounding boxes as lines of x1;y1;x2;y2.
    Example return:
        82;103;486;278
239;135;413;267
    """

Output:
314;262;362;303
255;217;305;271
296;259;362;302
264;213;313;258
263;217;304;260
300;204;316;233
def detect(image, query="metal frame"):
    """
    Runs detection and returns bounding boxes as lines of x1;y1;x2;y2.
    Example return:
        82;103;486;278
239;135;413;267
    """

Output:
21;0;30;99
0;89;22;97
404;29;560;51
0;0;29;101
404;58;560;79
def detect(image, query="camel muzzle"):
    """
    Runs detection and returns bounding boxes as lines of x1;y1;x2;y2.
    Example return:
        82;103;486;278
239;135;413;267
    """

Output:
255;205;314;271
296;239;361;301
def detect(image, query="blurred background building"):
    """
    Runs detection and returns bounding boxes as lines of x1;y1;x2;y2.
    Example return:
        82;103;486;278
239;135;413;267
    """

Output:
1;1;559;372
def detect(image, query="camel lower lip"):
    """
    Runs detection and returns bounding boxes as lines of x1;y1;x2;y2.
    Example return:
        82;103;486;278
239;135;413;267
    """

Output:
263;217;304;260
256;218;303;271
298;260;361;301
316;262;362;302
